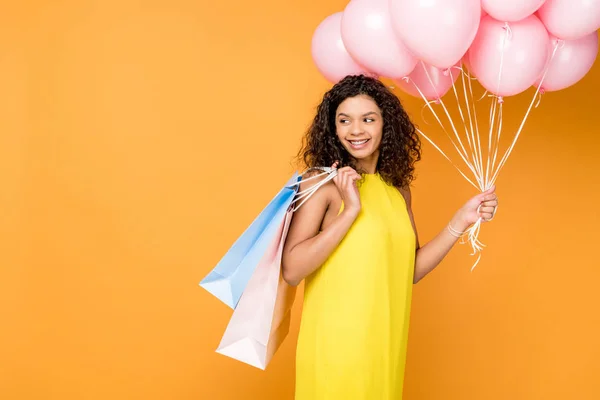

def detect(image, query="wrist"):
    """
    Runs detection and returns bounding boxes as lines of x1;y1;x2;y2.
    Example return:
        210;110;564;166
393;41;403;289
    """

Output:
450;212;470;233
341;207;360;221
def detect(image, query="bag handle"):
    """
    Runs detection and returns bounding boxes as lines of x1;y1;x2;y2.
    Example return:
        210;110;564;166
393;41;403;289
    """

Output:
287;167;338;212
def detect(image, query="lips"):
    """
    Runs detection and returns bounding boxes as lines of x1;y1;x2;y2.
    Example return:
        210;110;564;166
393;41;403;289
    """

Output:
347;138;370;149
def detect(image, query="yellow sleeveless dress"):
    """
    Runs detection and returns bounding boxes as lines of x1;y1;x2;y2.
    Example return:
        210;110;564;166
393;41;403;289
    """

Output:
295;173;416;400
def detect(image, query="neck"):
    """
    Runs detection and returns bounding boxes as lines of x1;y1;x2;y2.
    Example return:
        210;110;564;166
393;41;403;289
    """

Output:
355;152;379;174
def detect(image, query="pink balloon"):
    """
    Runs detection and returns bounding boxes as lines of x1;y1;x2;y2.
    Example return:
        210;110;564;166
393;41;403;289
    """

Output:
390;0;481;69
535;33;599;92
395;61;461;101
482;0;546;22
537;0;600;40
468;15;550;97
341;0;417;79
311;12;370;83
463;56;473;74
463;13;489;74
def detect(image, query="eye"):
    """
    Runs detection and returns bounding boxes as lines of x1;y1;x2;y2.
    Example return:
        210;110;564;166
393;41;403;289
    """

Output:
339;118;349;124
364;117;375;123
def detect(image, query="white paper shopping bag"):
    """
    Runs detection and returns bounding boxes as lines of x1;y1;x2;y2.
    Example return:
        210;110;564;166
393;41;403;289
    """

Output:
215;208;296;370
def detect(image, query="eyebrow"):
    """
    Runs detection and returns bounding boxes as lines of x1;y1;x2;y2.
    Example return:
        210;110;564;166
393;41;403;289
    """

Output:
337;111;379;118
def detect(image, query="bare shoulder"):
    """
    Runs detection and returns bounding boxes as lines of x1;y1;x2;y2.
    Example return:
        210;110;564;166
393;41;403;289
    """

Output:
297;170;337;201
397;185;413;208
284;170;337;251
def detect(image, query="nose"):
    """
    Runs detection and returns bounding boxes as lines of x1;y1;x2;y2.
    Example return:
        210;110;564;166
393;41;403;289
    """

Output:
350;120;363;136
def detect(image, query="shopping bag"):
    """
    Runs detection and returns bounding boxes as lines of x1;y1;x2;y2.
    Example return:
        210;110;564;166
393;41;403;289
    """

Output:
199;173;298;308
199;167;336;309
215;208;295;370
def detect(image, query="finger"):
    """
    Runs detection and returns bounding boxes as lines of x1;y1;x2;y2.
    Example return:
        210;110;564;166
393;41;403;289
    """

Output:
332;161;339;169
345;174;356;187
333;169;343;186
480;202;498;211
337;166;357;175
338;167;351;177
478;194;497;204
481;200;498;208
484;185;496;194
341;169;359;180
479;206;495;214
349;171;362;180
480;212;494;220
346;175;359;193
340;169;348;190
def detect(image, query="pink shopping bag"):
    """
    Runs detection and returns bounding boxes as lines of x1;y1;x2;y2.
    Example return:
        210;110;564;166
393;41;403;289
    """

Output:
215;208;296;370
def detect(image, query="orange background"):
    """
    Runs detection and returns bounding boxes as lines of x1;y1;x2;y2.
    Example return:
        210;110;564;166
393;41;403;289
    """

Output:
1;1;599;399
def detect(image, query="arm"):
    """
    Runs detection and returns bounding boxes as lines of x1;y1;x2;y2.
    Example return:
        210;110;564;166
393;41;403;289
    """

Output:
282;167;361;286
401;186;498;284
412;213;469;284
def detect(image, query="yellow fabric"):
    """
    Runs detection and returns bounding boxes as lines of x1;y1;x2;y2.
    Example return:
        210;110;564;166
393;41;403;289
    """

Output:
295;173;416;400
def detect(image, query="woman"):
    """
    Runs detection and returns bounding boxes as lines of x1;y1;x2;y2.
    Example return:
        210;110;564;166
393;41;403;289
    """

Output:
281;75;498;399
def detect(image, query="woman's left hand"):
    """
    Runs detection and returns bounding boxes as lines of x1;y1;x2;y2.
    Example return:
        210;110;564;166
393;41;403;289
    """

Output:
455;186;499;229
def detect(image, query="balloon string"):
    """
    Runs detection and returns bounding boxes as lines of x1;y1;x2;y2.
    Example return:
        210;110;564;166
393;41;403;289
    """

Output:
461;68;484;181
421;63;479;181
449;68;484;188
461;64;485;180
416;128;479;190
485;96;495;188
452;66;492;270
448;51;508;269
420;99;439;125
489;40;561;186
466;219;485;271
447;70;474;165
419;60;443;100
483;23;509;188
405;76;481;186
404;75;469;165
465;68;485;180
455;68;490;270
502;22;513;40
489;102;503;184
463;26;557;270
534;89;545;108
419;66;490;270
495;24;510;98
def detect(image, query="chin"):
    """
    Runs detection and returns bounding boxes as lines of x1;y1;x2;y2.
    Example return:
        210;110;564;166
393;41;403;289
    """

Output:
346;147;375;160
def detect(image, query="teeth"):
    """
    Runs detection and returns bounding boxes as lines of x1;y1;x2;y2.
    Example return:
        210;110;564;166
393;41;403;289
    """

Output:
350;139;368;145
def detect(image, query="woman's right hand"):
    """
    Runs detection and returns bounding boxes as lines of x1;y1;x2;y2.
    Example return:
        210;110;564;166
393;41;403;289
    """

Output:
331;162;362;215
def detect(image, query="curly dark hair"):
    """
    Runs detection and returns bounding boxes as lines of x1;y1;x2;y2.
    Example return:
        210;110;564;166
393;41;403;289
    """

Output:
297;74;421;189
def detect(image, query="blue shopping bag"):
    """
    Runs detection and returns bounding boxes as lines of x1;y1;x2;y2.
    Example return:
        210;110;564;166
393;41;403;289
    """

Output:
199;168;336;309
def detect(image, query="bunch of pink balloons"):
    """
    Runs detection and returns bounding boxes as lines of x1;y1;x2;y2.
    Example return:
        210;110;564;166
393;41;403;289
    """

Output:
311;0;600;99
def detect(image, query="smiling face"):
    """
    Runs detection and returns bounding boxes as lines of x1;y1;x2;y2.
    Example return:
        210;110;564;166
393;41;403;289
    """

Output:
335;94;384;171
299;74;421;189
